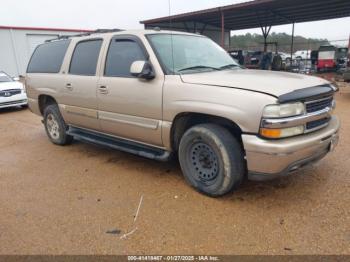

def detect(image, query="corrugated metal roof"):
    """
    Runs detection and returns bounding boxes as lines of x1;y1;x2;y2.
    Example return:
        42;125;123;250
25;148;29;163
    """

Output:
141;0;350;30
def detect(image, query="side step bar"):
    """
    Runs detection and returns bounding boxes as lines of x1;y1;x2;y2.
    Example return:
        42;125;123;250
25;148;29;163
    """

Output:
67;126;172;162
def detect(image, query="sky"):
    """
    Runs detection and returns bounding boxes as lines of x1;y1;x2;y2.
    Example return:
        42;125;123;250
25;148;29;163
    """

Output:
1;0;349;42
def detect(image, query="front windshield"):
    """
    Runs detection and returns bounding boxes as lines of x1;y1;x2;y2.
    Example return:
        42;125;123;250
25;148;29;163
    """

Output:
0;72;13;82
147;34;239;74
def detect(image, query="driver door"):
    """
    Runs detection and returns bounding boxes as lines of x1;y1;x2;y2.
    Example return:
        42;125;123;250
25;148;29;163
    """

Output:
97;35;164;147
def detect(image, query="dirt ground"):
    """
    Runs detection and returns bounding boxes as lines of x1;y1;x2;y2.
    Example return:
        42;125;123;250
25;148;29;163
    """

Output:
0;83;349;255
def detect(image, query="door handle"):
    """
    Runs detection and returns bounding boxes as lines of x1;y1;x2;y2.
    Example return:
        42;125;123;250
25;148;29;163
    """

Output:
99;85;109;94
65;83;73;90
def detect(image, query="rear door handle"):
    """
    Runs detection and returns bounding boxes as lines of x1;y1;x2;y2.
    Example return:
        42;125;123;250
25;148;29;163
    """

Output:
99;85;109;94
65;83;73;90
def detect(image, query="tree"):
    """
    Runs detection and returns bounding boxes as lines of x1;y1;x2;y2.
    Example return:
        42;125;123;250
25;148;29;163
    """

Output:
230;33;329;52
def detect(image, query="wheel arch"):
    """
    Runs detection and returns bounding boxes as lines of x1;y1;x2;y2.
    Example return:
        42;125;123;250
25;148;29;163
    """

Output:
170;112;243;152
38;95;58;115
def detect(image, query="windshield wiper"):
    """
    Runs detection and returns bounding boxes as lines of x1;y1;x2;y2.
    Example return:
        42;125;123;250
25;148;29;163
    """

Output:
178;65;220;72
219;64;240;70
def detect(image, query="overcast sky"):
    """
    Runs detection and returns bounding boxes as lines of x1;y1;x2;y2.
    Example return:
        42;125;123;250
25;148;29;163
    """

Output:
1;0;349;42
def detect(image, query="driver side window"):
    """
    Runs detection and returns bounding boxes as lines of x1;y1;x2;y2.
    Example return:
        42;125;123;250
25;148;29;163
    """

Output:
104;38;146;77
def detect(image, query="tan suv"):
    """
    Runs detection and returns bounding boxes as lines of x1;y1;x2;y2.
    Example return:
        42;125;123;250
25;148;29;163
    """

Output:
26;29;340;197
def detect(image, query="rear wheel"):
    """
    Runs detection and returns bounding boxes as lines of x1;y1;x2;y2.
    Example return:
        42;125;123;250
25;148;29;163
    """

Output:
43;104;73;145
178;124;245;197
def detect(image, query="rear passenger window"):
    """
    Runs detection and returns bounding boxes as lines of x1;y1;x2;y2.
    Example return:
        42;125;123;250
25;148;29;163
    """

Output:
27;40;70;73
105;39;146;77
69;39;102;76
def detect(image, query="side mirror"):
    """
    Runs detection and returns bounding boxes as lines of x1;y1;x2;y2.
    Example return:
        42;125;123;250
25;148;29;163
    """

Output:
130;61;155;80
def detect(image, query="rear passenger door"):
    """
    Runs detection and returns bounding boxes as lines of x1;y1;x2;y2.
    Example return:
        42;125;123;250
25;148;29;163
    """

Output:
97;35;163;146
60;39;103;131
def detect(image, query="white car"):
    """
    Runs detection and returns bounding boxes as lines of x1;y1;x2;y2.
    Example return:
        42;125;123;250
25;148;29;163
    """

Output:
0;71;27;109
278;52;291;61
293;50;311;60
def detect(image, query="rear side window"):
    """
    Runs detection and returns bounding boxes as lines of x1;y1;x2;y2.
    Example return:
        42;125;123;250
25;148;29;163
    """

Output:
105;39;146;77
69;39;102;76
27;40;70;73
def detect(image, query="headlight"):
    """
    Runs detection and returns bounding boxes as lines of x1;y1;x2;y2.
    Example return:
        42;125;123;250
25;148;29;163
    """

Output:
263;102;305;118
260;125;305;139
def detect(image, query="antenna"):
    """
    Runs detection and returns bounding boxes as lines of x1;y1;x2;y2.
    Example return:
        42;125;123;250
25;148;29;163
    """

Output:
168;0;175;73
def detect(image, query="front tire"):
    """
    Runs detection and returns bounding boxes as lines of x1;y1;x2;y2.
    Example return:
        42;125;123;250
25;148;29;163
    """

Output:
43;104;73;145
178;124;245;197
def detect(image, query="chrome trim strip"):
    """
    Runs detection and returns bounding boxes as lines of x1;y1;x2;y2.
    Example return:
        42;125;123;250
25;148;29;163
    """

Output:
261;107;332;129
304;122;330;133
304;95;333;105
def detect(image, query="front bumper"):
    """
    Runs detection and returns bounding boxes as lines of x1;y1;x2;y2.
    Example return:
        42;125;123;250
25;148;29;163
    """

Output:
0;93;27;109
243;116;340;181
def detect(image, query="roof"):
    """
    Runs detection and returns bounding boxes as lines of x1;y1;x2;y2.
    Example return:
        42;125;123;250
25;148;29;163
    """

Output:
0;25;93;33
45;29;200;42
141;0;350;31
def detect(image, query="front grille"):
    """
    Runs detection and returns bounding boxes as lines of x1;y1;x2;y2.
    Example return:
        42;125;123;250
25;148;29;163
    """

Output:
306;117;330;130
0;89;21;97
305;96;333;113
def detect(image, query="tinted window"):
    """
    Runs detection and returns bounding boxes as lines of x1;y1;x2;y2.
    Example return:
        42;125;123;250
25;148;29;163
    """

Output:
27;40;70;73
105;39;145;77
69;40;102;76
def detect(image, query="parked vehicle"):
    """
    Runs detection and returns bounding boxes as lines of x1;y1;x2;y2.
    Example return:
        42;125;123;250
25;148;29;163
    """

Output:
278;52;291;61
245;50;283;71
317;45;337;71
228;49;247;65
26;30;340;197
0;71;27;109
336;47;348;71
294;50;311;60
245;51;263;69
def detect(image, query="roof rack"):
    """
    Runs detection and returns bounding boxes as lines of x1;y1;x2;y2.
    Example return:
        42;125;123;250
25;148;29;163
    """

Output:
45;28;123;42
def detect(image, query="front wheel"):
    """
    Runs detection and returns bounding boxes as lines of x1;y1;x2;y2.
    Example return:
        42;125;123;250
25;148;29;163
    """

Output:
178;124;245;197
43;104;73;145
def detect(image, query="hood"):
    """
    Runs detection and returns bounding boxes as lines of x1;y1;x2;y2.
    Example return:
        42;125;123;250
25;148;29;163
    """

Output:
0;81;23;91
180;69;330;97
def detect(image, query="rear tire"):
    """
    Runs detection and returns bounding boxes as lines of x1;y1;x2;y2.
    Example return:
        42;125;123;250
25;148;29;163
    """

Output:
178;124;245;197
43;104;73;145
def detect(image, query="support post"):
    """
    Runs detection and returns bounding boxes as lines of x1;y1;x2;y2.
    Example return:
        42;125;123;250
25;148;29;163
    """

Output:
221;11;225;48
260;25;271;52
290;22;295;60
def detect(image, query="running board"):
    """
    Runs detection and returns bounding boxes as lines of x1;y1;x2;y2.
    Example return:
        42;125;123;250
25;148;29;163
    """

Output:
67;127;172;162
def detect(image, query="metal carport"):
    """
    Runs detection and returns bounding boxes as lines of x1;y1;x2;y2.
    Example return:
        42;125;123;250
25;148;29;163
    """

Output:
141;0;350;56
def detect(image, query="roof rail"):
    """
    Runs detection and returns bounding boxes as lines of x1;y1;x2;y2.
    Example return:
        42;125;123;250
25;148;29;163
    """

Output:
45;28;123;42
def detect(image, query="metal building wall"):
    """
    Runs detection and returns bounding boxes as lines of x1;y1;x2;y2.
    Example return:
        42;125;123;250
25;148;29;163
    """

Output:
0;28;80;77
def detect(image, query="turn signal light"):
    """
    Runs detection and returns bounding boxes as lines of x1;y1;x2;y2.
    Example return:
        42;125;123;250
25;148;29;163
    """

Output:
260;128;281;139
260;125;304;139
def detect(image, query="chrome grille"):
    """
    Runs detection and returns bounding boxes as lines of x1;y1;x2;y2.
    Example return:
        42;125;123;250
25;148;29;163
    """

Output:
305;96;333;113
306;118;330;131
304;96;334;132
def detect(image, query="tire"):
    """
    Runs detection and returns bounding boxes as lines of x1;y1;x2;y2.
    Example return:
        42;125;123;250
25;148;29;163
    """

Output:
43;104;73;145
272;55;282;71
178;123;245;197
